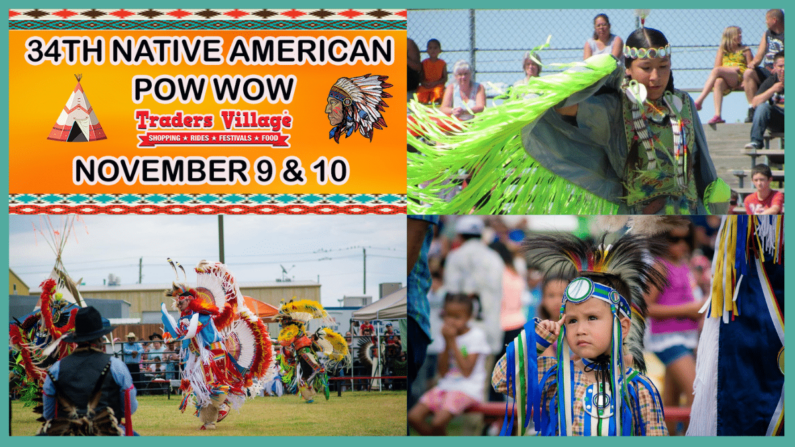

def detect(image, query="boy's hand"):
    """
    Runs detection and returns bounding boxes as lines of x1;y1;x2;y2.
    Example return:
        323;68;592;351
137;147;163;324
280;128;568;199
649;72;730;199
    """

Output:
539;317;565;337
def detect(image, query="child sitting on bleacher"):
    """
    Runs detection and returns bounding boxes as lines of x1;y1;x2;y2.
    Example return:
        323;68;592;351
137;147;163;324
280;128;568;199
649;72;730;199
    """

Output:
408;293;489;435
744;164;784;214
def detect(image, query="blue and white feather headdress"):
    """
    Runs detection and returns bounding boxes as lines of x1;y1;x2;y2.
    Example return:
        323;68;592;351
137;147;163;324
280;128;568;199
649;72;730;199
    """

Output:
501;231;667;436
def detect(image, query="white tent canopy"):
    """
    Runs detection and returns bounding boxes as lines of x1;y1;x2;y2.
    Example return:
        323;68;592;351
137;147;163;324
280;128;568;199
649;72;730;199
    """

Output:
351;287;406;320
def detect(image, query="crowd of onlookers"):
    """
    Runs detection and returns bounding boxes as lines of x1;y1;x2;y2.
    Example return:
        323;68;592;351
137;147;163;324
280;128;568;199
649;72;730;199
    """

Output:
115;332;180;395
409;10;782;131
409;215;723;435
114;324;407;395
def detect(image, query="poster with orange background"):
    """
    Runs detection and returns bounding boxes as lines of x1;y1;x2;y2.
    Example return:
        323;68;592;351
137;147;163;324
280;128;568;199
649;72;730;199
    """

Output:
9;9;406;214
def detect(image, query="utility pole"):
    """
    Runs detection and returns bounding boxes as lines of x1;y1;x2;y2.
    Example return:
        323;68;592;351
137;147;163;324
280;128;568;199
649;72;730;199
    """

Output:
218;215;225;263
138;257;143;284
363;247;366;294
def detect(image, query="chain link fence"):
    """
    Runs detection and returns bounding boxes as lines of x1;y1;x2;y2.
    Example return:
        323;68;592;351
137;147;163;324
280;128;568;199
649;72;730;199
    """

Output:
408;9;776;93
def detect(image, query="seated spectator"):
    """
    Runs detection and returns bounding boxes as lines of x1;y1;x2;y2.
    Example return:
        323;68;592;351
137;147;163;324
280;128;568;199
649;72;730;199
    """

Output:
745;51;784;149
146;356;168;394
408;294;489;436
694;26;752;124
440;60;486;121
744;164;784;214
147;357;167;378
416;39;447;104
742;9;784;122
513;52;542;88
583;13;624;64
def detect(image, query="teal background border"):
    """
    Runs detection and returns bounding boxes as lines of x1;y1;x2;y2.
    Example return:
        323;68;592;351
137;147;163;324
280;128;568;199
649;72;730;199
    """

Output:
2;0;791;442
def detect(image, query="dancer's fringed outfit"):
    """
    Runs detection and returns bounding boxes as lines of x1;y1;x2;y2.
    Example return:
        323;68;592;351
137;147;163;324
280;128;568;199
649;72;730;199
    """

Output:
10;279;80;421
161;260;273;430
276;299;349;402
492;230;668;435
688;216;784;435
407;52;730;215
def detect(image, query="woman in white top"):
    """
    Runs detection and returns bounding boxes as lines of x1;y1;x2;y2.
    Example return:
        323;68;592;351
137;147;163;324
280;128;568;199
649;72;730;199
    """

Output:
440;60;486;121
583;13;624;66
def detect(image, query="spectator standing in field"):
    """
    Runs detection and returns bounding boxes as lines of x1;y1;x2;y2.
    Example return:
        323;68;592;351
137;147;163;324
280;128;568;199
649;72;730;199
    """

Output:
121;332;142;390
417;39;448;104
147;335;166;364
743;9;784;122
745;52;784;149
644;222;705;434
744;164;784;214
41;307;137;436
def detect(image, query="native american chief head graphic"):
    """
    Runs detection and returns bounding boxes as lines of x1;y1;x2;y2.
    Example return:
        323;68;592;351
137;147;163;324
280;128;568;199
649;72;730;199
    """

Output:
325;75;392;143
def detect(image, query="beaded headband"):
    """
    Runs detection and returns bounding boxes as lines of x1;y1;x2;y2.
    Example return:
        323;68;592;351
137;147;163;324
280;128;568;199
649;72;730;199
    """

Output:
328;86;352;105
561;277;631;319
623;44;671;60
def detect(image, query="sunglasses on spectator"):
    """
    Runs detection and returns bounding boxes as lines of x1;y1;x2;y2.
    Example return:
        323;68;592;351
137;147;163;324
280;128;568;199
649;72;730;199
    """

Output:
666;234;689;244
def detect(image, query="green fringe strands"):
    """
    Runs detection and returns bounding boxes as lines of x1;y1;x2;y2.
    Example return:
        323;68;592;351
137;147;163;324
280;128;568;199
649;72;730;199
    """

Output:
704;179;732;215
407;54;619;215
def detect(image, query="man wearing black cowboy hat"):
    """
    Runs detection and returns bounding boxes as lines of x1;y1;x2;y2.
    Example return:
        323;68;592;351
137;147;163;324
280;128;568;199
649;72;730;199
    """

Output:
41;306;138;436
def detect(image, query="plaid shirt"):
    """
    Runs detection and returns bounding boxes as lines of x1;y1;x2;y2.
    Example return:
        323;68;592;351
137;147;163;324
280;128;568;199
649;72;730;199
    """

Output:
491;322;668;436
407;215;440;339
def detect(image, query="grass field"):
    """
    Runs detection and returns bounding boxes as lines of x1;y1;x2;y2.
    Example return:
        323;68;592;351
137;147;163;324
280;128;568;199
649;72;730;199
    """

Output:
11;391;407;436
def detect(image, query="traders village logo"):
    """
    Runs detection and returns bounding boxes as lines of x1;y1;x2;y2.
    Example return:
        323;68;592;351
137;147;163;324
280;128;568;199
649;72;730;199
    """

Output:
131;74;295;149
325;74;391;144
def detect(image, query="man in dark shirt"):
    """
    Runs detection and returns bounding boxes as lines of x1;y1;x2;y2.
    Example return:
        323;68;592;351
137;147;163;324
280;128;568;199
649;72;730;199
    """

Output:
743;9;784;122
41;307;137;436
746;52;784;149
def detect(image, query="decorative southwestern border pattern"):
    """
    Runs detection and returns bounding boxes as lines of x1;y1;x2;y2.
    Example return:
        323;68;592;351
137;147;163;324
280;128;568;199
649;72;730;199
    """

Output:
9;194;407;215
11;20;405;30
8;9;407;21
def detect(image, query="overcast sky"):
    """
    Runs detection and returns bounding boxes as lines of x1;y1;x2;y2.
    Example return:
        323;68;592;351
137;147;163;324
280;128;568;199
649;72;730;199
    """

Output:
9;215;406;307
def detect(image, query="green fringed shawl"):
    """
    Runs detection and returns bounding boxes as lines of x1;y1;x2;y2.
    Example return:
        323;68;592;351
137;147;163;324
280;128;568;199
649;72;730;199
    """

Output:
408;54;621;215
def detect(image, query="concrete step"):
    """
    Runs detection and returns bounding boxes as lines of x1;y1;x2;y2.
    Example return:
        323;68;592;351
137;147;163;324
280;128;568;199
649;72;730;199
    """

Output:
703;123;755;189
741;148;785;167
764;132;785;149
